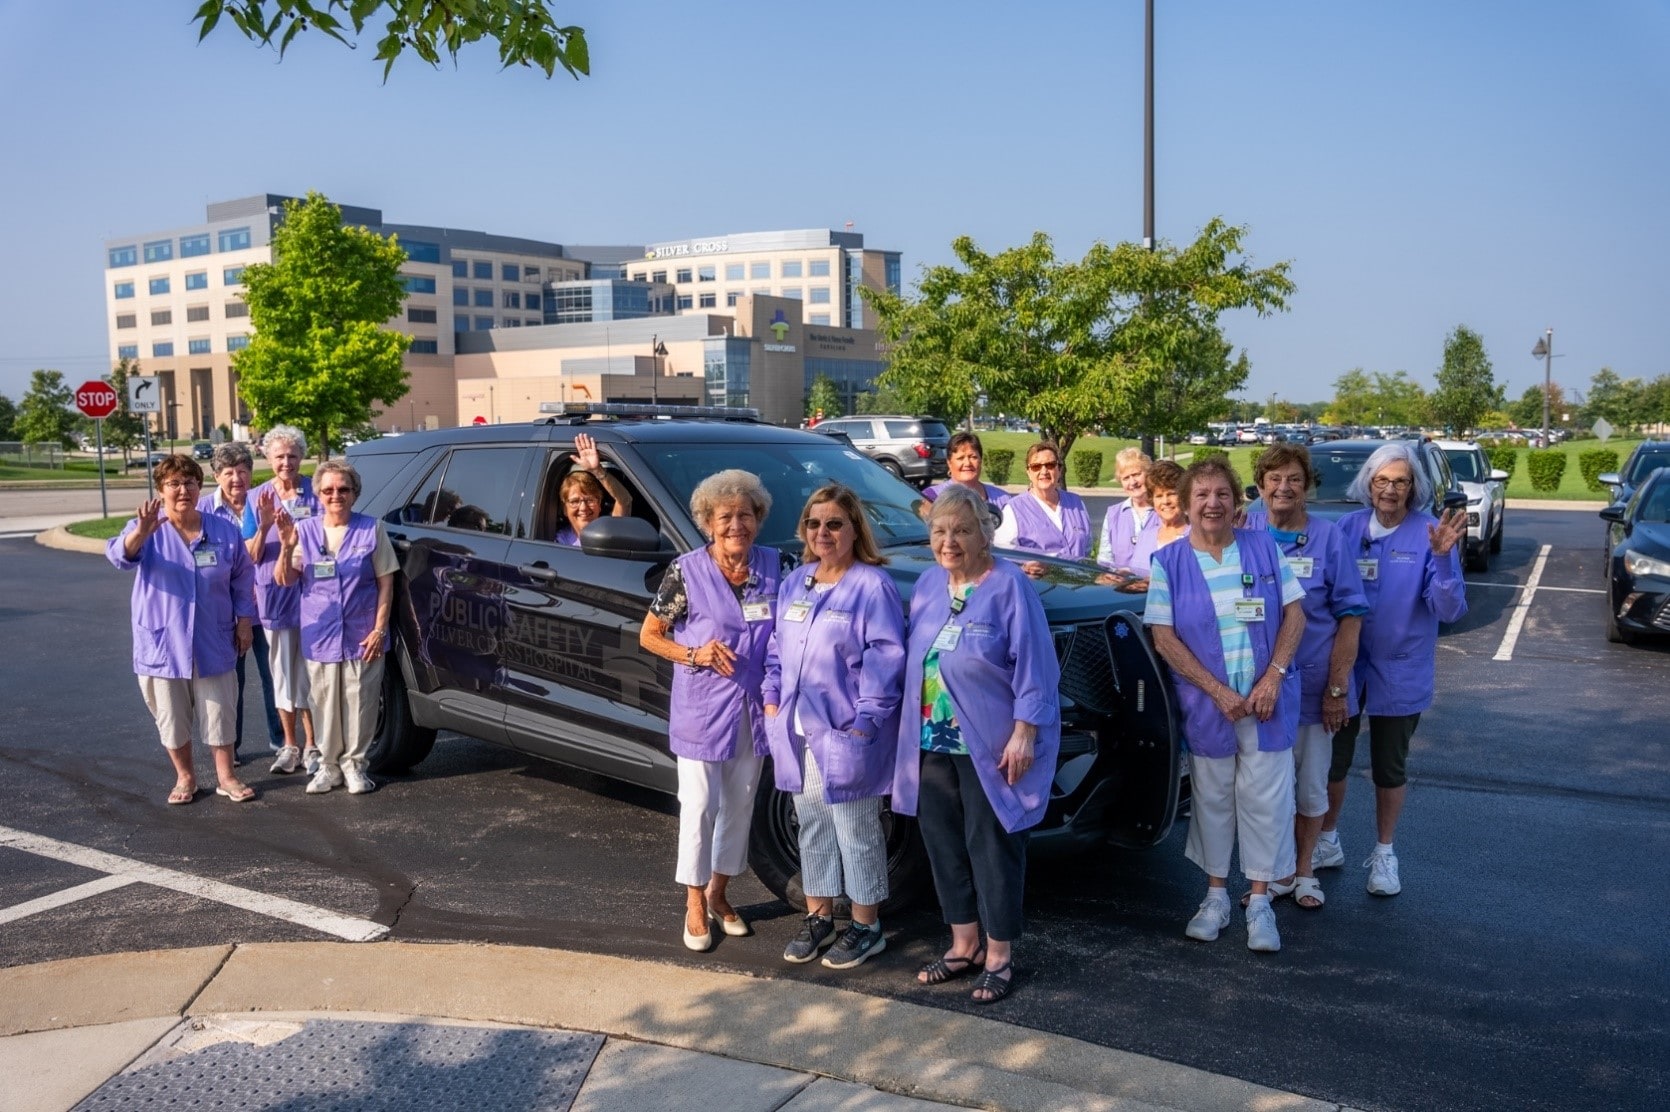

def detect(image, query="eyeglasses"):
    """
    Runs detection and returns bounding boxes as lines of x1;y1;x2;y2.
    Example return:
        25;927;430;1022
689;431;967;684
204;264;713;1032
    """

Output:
1027;460;1060;472
317;486;354;497
565;497;601;509
160;479;201;492
1371;477;1413;491
804;517;848;533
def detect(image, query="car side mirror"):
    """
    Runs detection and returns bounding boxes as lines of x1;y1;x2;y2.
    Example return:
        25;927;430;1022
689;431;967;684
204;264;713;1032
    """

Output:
1597;472;1621;487
579;516;666;559
1244;485;1259;502
1442;490;1469;512
1598;505;1626;524
1489;469;1509;482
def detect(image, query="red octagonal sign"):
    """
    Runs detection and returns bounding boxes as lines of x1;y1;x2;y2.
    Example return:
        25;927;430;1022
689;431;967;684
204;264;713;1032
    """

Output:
75;380;119;419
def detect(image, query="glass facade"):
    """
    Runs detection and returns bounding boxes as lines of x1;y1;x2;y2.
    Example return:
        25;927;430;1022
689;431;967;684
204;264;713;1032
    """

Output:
405;241;441;263
885;256;901;293
703;336;753;408
807;356;886;413
114;281;135;299
185;272;208;290
180;234;211;258
109;246;137;268
144;240;173;264
218;227;251;252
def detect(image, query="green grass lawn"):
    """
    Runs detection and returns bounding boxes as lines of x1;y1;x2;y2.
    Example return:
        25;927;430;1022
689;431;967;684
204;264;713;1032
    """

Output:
64;516;131;540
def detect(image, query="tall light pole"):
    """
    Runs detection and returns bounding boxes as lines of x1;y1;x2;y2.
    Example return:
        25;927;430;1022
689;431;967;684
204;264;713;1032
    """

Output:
650;335;668;404
1531;328;1553;447
1138;0;1159;459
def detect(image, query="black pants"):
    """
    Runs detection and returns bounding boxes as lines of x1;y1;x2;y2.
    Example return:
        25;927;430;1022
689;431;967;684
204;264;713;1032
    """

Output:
917;751;1028;942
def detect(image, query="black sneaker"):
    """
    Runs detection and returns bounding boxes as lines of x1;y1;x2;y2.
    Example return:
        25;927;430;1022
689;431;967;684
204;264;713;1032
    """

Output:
783;914;836;964
821;921;886;969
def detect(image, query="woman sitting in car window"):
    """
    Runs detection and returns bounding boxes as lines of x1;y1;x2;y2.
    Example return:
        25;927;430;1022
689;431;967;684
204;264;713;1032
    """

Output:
555;432;633;545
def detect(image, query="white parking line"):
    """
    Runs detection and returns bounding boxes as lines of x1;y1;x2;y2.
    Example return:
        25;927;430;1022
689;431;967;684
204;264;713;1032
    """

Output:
1467;581;1603;595
0;874;139;925
0;825;388;942
1493;544;1552;662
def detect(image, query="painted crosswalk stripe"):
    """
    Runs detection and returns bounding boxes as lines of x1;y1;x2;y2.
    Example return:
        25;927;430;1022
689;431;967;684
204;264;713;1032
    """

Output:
0;874;139;926
1493;544;1552;662
0;825;388;942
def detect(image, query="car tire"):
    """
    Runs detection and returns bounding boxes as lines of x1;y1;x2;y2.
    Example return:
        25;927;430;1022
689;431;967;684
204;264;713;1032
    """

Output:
1605;584;1640;645
880;459;905;480
367;652;438;775
1490;508;1504;554
748;763;930;916
1466;538;1489;572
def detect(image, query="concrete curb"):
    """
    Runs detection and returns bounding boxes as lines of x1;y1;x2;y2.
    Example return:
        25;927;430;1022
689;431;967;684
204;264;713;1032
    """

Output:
34;525;107;555
0;942;1337;1112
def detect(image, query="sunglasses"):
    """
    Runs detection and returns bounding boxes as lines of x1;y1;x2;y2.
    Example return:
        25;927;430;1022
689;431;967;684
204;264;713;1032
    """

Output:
1027;460;1060;472
804;517;848;533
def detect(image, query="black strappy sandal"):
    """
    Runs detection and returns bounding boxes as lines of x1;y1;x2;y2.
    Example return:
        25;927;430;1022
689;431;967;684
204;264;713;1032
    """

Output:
970;959;1013;1004
918;948;985;985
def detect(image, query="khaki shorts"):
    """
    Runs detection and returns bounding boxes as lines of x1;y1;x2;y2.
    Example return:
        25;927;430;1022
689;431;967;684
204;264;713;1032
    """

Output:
137;671;238;750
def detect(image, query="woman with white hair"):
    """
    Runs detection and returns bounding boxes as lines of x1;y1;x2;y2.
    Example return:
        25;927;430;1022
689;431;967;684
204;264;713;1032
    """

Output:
251;425;320;776
1318;441;1467;898
1096;447;1160;581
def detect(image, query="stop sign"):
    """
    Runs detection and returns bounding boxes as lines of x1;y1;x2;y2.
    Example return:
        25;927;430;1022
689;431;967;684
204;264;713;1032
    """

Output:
75;380;119;419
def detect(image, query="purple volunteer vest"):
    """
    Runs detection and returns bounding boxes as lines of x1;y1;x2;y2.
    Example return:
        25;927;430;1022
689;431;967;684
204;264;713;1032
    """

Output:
251;477;321;630
297;512;382;663
667;546;781;762
1154;528;1299;758
1007;491;1091;559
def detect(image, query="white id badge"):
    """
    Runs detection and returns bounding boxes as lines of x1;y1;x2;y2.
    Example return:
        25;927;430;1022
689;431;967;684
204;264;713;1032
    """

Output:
1356;558;1379;581
313;559;337;580
932;623;963;652
1234;598;1267;622
285;499;312;519
783;600;813;623
193;548;218;568
1288;556;1315;579
742;601;772;622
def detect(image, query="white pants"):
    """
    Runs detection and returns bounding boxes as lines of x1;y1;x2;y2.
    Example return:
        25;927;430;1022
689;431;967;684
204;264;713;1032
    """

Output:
137;671;237;750
675;750;763;888
305;657;383;774
1293;722;1333;818
1185;716;1297;883
268;627;311;711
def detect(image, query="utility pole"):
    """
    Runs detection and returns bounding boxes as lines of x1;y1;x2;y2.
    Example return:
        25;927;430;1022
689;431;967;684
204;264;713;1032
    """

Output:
1531;329;1554;447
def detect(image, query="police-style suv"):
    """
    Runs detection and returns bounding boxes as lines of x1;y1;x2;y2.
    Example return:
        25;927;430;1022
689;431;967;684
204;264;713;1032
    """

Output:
348;404;1181;911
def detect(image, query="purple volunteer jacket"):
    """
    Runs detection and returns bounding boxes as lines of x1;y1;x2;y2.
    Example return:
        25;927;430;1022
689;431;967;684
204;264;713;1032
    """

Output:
1151;529;1300;758
890;560;1061;833
554;526;580;547
197;489;253;534
296;513;384;664
922;481;1011;510
1336;508;1468;717
666;546;781;762
249;477;320;631
762;561;906;803
1097;500;1162;573
106;513;256;680
1243;511;1368;725
1002;490;1092;559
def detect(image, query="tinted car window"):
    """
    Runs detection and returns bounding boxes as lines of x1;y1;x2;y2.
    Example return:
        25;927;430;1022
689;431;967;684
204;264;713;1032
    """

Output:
1625;449;1670;484
413;447;526;534
1445;449;1484;482
883;420;919;438
1311;448;1375;501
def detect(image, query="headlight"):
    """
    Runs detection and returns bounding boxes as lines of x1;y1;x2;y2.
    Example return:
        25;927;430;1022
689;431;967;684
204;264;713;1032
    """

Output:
1467;496;1482;506
1624;549;1670;579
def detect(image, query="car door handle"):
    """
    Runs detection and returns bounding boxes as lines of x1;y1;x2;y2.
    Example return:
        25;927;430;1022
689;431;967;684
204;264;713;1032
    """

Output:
518;563;558;583
387;531;411;554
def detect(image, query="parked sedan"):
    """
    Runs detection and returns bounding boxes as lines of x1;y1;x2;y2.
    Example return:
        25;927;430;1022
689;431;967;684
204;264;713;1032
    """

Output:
1600;467;1670;644
1598;441;1670;510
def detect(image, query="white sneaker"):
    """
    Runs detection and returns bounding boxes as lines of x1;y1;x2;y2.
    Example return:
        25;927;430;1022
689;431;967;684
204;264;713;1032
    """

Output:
303;748;323;776
1185;894;1232;941
305;767;344;795
343;766;376;795
1365;850;1401;896
1246;900;1282;952
269;746;301;774
1312;836;1345;870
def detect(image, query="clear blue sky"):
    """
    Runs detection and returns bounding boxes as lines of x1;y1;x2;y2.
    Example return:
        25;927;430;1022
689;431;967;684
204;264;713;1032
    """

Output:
2;0;1666;410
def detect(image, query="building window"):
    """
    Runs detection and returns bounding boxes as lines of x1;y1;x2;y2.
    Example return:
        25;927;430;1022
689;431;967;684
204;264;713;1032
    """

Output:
698;265;716;282
454;317;469;333
452;259;468;278
109;245;137;268
453;287;469;306
699;292;716;308
403;240;440;264
525;318;540;327
810;258;831;277
630;271;647;282
781;287;802;300
474;289;493;307
149;277;170;295
186;305;210;322
809;287;831;304
227;334;249;351
675;267;692;283
725;292;740;307
651;269;667;283
185;271;208;291
114;281;135;299
676;294;693;310
218;227;251;253
781;260;802;278
504;317;521;328
502;291;521;309
475;316;494;331
525;293;541;311
143;240;174;264
473;260;493;280
524;266;541;281
151;309;173;326
408;307;438;324
152;342;174;357
401;275;437;294
753;288;771;297
885;256;901;293
500;263;516;282
725;263;744;281
188;338;212;355
116;313;136;329
410;338;440;354
118;344;139;360
180;234;211;258
750;261;770;279
225;301;249;318
810;313;831;325
224;266;245;285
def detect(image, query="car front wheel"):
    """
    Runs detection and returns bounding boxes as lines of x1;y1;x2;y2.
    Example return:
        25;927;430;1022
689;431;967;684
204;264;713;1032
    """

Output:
367;652;438;774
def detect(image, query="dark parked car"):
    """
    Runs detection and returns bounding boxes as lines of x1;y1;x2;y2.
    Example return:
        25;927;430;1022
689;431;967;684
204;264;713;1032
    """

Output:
192;441;214;460
1244;438;1468;522
347;404;1183;910
1599;467;1670;644
1598;441;1670;511
808;415;950;486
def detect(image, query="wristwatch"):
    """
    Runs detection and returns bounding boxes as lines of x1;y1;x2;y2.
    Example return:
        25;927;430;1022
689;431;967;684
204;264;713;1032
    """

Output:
1327;684;1347;698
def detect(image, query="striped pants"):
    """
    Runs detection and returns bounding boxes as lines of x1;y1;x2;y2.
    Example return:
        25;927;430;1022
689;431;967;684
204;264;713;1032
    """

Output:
795;744;889;907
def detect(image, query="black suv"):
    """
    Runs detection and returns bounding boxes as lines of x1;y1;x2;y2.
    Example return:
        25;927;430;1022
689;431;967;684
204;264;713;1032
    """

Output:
348;405;1181;909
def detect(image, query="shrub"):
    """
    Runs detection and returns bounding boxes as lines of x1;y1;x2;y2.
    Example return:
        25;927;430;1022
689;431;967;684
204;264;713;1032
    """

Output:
1577;448;1620;493
984;449;1015;486
1487;443;1517;481
1248;447;1265;475
1526;450;1566;492
1191;447;1229;467
1072;450;1102;488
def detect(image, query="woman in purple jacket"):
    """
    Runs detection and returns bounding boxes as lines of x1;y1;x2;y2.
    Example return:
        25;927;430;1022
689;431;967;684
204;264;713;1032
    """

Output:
993;441;1092;562
1096;447;1161;582
553;432;634;545
892;486;1061;1004
1146;459;1306;953
251;425;321;777
921;432;1009;517
1318;442;1467;898
763;485;905;970
107;455;257;805
640;470;790;953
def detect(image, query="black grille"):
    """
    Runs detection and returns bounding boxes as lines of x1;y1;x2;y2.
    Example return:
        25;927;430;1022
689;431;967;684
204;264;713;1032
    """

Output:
1056;623;1118;717
1653;598;1670;631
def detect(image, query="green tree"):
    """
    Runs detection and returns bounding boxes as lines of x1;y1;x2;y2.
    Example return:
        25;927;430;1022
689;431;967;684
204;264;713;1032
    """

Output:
1263;398;1302;423
234;192;412;457
1508;381;1565;430
102;358;149;461
15;370;76;448
1640;374;1670;429
1326;369;1375;426
864;220;1292;458
1432;324;1500;433
1371;370;1431;427
192;0;589;81
854;382;909;415
805;372;842;421
0;393;15;441
1584;368;1644;432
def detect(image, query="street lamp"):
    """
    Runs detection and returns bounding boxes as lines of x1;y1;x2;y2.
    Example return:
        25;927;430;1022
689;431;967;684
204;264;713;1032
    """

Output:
1531;328;1553;447
650;335;668;403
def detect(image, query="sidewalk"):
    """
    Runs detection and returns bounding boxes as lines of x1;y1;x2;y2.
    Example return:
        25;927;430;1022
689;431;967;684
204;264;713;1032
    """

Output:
0;942;1347;1112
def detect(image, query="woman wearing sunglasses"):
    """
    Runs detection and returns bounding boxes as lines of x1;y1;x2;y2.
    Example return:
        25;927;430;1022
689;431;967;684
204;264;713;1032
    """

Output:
992;441;1091;560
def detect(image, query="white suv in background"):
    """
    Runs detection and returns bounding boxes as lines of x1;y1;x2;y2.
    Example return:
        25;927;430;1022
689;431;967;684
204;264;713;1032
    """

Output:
1437;439;1508;571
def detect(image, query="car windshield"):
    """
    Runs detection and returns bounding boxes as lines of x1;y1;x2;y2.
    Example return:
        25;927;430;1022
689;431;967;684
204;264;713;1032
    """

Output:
645;441;930;549
1625;450;1670;484
1444;450;1483;482
1309;448;1377;501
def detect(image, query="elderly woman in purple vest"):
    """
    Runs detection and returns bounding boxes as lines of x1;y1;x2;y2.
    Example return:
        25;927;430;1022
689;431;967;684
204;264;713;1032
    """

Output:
251;425;321;778
762;484;905;971
1317;442;1466;899
554;432;634;545
1242;444;1368;910
994;442;1092;580
891;486;1061;1004
639;469;791;952
107;454;258;805
1145;459;1306;953
1095;447;1161;585
273;460;398;797
1117;460;1190;593
921;432;1009;516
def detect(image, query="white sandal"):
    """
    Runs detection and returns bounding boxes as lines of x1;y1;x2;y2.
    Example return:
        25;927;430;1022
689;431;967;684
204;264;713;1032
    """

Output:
1293;876;1325;909
1241;877;1298;907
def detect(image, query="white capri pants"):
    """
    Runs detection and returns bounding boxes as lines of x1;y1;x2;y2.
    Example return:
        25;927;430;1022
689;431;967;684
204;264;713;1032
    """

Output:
675;719;764;889
1185;716;1297;884
138;671;238;750
793;742;889;907
305;657;383;773
1293;721;1333;819
268;627;311;712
